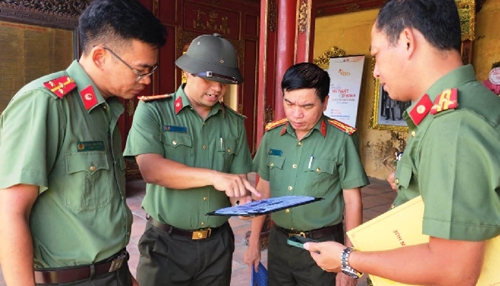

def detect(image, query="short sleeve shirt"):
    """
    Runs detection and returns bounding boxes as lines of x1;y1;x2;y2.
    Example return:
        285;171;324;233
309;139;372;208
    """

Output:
253;116;369;230
393;65;500;241
0;60;132;268
123;84;253;230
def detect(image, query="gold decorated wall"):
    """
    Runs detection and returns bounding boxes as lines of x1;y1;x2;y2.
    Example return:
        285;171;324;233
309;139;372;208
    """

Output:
314;2;498;180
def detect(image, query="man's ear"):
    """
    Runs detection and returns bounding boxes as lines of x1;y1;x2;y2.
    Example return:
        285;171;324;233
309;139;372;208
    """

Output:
401;28;417;58
91;46;107;70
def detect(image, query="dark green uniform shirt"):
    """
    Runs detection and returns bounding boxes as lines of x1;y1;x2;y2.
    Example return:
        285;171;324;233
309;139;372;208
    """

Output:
123;85;253;230
394;65;500;241
253;116;369;231
0;60;132;268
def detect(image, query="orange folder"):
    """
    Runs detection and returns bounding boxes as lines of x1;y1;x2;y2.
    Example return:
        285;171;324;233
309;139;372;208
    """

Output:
347;196;500;286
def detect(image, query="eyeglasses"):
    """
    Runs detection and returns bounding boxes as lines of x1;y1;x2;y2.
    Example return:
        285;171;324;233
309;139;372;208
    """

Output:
103;47;158;82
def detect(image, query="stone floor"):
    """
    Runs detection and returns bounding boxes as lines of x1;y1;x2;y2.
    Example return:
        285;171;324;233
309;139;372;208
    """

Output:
0;176;395;285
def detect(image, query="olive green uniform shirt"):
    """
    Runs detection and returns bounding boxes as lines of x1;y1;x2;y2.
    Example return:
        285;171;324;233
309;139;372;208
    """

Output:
123;85;253;230
394;65;500;241
0;60;132;268
253;116;369;230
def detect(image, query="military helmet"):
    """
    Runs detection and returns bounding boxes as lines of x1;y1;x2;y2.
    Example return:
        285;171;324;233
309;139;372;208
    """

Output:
175;33;243;84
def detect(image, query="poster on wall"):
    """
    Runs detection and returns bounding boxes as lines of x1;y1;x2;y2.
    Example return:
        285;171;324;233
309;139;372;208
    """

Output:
324;56;365;127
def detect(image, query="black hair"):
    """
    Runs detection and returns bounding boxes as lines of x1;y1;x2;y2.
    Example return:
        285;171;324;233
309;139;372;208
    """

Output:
281;62;330;103
78;0;167;54
376;0;462;52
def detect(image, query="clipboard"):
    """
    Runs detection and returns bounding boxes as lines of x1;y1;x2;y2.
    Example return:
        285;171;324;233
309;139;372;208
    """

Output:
251;262;268;286
206;195;323;217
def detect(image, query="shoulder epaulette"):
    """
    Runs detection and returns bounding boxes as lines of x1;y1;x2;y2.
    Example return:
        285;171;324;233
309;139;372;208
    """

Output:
220;102;246;119
265;118;288;131
327;118;356;135
138;94;172;102
430;88;458;115
43;76;76;98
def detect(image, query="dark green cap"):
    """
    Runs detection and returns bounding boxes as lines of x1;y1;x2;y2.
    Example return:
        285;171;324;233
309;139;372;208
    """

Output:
175;33;243;84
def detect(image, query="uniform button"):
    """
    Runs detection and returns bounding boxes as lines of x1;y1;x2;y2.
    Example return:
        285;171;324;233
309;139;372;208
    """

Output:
292;164;297;169
201;222;205;226
298;142;302;146
395;178;399;185
290;227;295;231
285;209;290;214
270;163;274;167
89;165;96;172
203;145;207;150
172;140;177;146
103;105;108;110
316;168;321;173
287;186;293;191
411;131;416;137
203;197;208;201
227;148;231;153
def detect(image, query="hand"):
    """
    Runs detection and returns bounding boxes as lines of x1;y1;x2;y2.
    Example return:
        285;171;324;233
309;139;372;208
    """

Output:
387;172;397;191
336;272;358;286
244;242;261;271
303;241;345;272
212;172;261;198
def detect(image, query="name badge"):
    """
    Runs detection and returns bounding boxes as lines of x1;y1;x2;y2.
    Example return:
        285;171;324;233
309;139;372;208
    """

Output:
76;141;105;152
268;149;282;156
164;125;187;133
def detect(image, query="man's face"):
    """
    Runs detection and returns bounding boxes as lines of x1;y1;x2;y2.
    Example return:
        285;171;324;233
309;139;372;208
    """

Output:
370;23;411;102
283;88;328;137
102;39;158;100
184;73;228;111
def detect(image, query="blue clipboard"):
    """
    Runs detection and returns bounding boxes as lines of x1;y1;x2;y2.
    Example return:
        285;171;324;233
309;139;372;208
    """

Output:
251;262;268;286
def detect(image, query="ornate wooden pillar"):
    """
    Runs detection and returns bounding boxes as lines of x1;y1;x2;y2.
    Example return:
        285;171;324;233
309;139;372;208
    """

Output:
295;0;316;63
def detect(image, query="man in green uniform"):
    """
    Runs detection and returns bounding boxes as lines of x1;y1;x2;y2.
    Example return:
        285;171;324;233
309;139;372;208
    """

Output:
0;0;166;285
123;33;259;286
305;1;500;285
244;62;369;286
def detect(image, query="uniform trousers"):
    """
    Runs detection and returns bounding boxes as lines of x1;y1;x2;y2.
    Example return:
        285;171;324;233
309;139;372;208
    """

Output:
268;224;344;286
136;221;234;286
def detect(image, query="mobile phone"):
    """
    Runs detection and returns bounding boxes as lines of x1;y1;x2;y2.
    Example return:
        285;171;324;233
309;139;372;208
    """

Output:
286;235;316;249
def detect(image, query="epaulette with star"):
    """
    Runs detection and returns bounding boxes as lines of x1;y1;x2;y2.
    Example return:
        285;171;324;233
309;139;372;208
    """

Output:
430;88;458;115
43;75;76;98
265;118;288;131
138;94;172;102
327;118;356;135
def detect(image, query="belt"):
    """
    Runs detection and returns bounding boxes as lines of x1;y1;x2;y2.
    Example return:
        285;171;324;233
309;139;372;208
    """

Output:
147;216;225;240
34;249;128;284
276;223;343;240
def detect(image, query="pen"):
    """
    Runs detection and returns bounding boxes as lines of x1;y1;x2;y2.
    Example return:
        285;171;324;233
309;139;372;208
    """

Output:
308;155;314;169
220;137;223;149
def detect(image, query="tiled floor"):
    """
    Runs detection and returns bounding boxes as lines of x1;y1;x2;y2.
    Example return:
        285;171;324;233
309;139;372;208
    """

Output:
0;176;395;285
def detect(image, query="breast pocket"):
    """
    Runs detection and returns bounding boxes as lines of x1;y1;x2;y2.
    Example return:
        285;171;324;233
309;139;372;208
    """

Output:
65;152;110;212
303;159;336;196
161;132;193;164
217;138;238;172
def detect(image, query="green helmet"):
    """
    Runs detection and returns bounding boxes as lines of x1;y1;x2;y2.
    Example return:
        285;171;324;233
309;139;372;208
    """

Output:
175;33;243;84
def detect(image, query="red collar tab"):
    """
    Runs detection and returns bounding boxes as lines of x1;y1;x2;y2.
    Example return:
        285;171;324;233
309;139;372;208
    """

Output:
265;118;288;132
280;123;288;136
327;119;356;135
430;88;458;115
43;76;76;98
80;85;98;111
320;119;327;137
138;94;172;102
174;96;183;114
409;94;432;125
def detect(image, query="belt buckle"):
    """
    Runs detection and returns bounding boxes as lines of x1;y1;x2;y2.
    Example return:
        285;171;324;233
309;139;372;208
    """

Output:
288;231;306;238
108;252;127;272
192;228;211;240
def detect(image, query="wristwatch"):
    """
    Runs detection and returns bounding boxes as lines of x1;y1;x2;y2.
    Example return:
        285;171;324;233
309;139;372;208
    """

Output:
340;247;363;279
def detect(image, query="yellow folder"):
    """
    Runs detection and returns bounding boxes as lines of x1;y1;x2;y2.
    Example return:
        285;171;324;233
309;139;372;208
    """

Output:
347;196;500;286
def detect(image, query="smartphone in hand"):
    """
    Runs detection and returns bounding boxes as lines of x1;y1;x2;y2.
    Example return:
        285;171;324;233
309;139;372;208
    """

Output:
286;235;316;249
